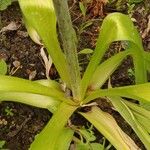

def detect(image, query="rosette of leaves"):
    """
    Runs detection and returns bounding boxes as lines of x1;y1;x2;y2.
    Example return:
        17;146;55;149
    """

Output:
0;0;149;149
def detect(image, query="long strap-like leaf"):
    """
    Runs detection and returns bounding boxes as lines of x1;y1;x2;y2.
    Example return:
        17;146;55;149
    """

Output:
108;96;150;149
81;13;147;99
56;128;74;150
30;102;77;150
0;75;74;104
18;0;70;86
80;106;139;150
89;50;130;90
84;83;150;105
0;92;60;113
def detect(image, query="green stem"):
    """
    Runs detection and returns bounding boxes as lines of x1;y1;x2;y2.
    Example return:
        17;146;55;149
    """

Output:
52;0;81;101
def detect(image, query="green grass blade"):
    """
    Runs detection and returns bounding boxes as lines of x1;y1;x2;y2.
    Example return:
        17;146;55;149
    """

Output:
30;102;77;150
81;12;146;100
18;0;70;86
108;96;150;149
89;50;130;90
0;92;60;113
0;75;72;103
56;128;74;150
80;106;139;150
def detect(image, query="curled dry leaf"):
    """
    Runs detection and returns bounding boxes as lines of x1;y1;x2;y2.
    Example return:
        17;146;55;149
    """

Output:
87;0;108;18
142;15;150;38
13;60;21;68
0;21;20;33
40;47;52;79
101;0;108;4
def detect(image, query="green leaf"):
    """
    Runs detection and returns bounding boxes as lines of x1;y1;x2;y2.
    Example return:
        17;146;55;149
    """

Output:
0;140;5;149
76;142;105;150
0;59;7;75
79;2;86;17
80;21;93;32
84;83;150;104
128;0;143;4
133;111;150;133
35;79;62;91
30;102;77;150
0;75;74;104
0;92;60;113
75;126;105;150
80;106;139;150
81;12;146;100
90;143;104;150
124;100;150;133
78;49;93;55
18;0;70;87
0;0;12;11
24;17;42;45
108;96;150;149
76;143;89;150
124;100;150;119
78;127;96;143
143;51;150;73
56;128;74;150
89;50;130;90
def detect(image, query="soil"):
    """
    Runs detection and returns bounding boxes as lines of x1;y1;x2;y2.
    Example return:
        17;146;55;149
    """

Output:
0;1;149;150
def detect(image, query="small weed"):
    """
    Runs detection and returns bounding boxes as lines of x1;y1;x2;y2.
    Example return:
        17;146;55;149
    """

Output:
0;140;6;149
4;106;14;116
78;1;94;36
128;68;135;78
0;0;12;11
127;3;135;16
74;125;110;150
79;2;87;17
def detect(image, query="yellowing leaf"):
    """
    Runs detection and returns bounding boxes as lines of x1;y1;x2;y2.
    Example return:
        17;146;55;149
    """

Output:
80;106;139;150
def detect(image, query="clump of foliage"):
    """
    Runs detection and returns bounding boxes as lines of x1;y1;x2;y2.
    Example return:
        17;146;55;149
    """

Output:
0;0;17;11
0;0;12;10
0;0;150;149
0;140;6;149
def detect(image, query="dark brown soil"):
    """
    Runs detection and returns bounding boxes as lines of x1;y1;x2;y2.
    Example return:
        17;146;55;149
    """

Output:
0;1;149;150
